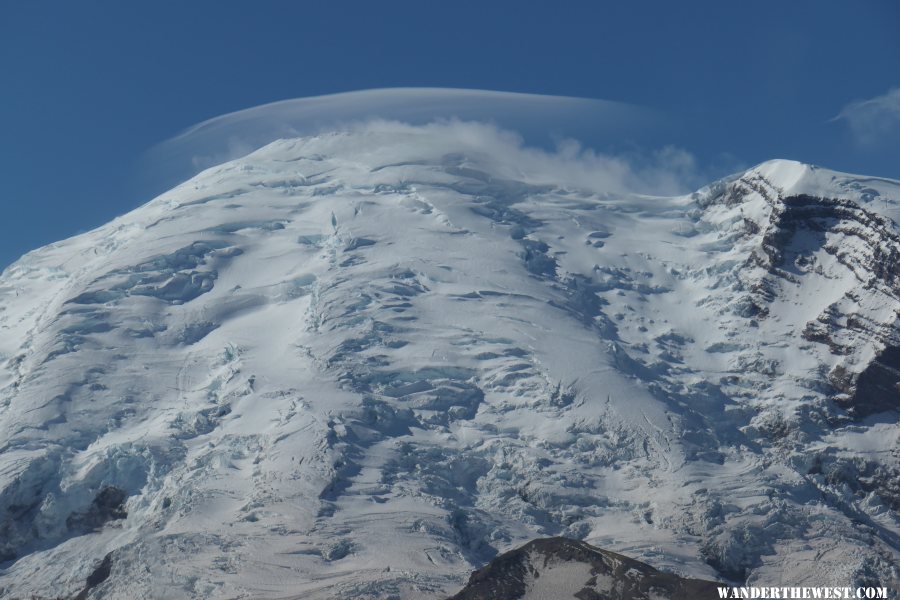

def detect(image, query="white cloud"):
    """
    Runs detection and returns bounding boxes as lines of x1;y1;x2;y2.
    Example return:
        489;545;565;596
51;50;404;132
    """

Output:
235;118;708;198
833;88;900;147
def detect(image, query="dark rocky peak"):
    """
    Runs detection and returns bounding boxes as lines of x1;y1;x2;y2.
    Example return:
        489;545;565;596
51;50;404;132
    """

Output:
449;537;721;600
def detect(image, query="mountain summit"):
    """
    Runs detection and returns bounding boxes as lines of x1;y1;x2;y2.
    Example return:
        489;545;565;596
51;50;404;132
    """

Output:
1;123;898;598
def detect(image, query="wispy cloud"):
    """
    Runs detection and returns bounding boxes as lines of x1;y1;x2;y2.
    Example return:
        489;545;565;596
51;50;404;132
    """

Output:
182;117;709;200
833;88;900;147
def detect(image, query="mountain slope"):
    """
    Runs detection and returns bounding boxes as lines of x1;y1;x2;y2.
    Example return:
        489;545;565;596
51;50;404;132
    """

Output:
0;123;898;598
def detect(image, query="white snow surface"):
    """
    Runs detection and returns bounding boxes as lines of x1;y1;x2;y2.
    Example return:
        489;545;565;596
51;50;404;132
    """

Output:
0;122;898;598
520;552;596;600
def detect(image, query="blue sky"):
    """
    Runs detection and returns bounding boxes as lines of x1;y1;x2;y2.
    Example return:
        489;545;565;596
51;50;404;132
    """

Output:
1;1;899;269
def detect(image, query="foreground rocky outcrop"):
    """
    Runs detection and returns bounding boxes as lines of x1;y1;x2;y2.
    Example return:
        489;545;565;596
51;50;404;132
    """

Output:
449;537;720;600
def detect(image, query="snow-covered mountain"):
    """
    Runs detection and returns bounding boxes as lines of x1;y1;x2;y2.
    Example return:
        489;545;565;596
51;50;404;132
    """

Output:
0;122;898;599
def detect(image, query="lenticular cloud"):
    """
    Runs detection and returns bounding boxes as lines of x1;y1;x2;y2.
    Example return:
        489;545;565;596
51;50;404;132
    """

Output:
140;87;665;196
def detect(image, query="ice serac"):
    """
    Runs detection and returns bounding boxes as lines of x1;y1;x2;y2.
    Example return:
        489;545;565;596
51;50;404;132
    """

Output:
0;125;898;598
448;537;720;600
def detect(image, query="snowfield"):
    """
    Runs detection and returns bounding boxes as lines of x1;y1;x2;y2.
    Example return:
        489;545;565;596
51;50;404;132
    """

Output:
0;122;898;598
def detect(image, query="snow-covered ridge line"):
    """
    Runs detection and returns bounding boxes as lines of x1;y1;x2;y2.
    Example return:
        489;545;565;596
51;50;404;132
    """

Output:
0;126;898;598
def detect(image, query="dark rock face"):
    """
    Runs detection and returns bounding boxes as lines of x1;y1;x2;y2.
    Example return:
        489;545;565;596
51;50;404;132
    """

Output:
66;486;128;533
706;172;900;421
73;552;113;600
448;537;721;600
757;194;900;288
848;345;900;417
755;194;900;419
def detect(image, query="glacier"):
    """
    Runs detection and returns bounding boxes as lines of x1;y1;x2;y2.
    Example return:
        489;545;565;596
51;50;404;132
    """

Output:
0;121;898;598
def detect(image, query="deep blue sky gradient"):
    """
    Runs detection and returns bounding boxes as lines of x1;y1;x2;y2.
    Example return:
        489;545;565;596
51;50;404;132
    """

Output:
1;1;899;269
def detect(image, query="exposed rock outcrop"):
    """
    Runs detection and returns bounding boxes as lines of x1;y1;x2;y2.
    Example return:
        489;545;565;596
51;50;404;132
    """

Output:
449;537;720;600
